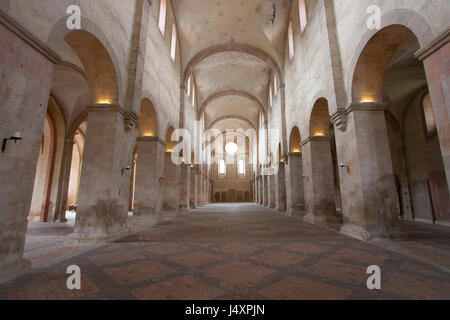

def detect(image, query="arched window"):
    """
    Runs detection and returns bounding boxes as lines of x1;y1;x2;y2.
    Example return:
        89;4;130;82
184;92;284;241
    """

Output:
288;21;295;61
158;0;167;35
298;0;308;34
269;85;273;106
238;159;245;177
187;75;191;97
170;22;177;61
422;93;437;138
219;160;226;177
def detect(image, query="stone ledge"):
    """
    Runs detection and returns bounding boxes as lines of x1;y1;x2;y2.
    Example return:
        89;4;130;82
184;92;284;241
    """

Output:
415;27;450;61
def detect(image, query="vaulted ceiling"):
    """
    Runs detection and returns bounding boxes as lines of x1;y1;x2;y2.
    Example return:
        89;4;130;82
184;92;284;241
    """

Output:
172;0;292;131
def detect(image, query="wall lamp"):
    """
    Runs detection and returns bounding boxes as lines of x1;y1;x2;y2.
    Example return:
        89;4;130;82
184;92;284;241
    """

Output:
2;132;22;153
122;165;131;176
302;174;309;182
339;162;350;172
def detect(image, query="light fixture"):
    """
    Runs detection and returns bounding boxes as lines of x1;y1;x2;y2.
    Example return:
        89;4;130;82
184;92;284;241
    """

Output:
225;142;238;155
339;162;350;173
2;132;22;153
361;97;375;103
143;131;154;137
122;165;131;175
314;132;325;137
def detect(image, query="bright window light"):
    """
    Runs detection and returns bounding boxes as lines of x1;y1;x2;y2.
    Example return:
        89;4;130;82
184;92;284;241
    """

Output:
288;21;295;60
158;0;167;35
219;160;226;176
238;159;245;175
299;0;308;34
225;142;239;155
170;23;177;61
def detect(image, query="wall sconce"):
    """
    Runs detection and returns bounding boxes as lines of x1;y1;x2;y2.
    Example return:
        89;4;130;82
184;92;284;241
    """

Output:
339;162;349;173
122;165;131;176
302;174;309;182
2;132;22;153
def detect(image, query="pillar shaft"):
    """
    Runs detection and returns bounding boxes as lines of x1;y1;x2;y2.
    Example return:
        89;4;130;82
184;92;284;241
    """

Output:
54;139;75;222
0;20;56;284
133;137;165;225
336;103;398;240
285;153;305;215
302;137;337;225
276;164;286;212
71;106;134;242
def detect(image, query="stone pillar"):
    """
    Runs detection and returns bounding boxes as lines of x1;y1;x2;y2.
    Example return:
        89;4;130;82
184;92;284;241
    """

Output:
70;106;135;242
179;163;190;211
285;153;305;216
302;136;337;225
416;29;450;194
334;103;399;240
269;174;276;208
133;137;165;226
0;15;58;284
54;138;75;222
161;151;179;218
190;165;196;209
259;176;264;204
263;175;269;206
276;163;287;212
195;166;201;207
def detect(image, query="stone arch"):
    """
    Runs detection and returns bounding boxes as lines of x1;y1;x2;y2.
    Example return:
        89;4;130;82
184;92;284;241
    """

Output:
209;116;257;131
347;9;434;103
308;98;331;138
183;43;284;88
138;98;159;137
199;90;265;119
289;126;302;153
305;90;335;137
165;125;176;152
47;17;122;105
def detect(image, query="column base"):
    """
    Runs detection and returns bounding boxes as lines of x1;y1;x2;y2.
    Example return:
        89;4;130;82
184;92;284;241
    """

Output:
0;258;31;285
68;226;131;243
340;224;374;241
304;213;338;228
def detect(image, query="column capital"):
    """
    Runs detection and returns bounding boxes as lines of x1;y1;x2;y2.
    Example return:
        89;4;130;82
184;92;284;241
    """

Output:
136;136;165;146
331;102;388;132
301;136;332;147
415;28;450;61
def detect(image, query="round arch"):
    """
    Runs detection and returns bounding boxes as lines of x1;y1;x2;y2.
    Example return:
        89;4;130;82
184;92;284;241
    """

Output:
346;9;434;103
309;98;331;138
47;17;122;105
209;116;257;132
183;43;284;88
199;90;265;119
138;98;159;137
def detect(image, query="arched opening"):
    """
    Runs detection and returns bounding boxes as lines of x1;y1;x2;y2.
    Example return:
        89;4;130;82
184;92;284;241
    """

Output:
29;97;66;222
286;126;305;215
304;98;341;225
353;26;449;225
65;121;86;222
139;98;159;137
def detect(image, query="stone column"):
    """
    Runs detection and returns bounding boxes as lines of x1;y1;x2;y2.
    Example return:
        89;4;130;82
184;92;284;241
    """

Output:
54;138;75;222
161;151;179;219
276;163;287;212
416;29;450;194
302;136;337;225
259;176;264;205
263;175;269;206
285;153;305;216
269;174;276;208
133;137;165;226
334;103;399;240
70;105;135;242
0;15;58;284
195;166;201;207
190;165;196;209
179;163;190;211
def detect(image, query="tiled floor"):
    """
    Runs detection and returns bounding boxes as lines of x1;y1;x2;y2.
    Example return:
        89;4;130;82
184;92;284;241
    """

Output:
1;204;450;300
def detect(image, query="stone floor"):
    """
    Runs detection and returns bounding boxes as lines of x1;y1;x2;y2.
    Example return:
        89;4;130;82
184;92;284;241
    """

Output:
1;204;449;300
